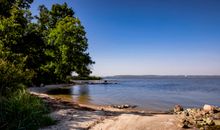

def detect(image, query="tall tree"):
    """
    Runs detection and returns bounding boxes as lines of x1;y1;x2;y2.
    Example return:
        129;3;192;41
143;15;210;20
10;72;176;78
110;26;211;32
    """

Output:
38;3;94;82
48;16;93;80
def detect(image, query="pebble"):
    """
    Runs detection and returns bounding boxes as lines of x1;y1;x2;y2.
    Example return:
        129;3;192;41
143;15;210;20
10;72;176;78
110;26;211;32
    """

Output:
111;104;137;109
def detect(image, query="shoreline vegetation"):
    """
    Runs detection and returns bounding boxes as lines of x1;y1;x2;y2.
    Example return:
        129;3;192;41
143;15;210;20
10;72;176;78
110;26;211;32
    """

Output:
1;0;98;129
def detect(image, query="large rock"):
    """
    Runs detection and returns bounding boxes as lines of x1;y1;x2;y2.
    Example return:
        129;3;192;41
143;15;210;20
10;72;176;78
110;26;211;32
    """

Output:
203;104;215;112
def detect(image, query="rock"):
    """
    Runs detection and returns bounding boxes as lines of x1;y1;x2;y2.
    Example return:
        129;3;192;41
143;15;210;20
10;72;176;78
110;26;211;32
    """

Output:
213;120;220;125
175;105;220;129
216;108;220;112
112;104;137;109
177;121;189;128
197;121;205;126
177;122;186;128
194;113;203;121
214;113;220;119
179;112;187;120
123;104;130;108
203;104;215;112
200;127;205;130
205;118;214;125
209;110;215;115
174;104;184;113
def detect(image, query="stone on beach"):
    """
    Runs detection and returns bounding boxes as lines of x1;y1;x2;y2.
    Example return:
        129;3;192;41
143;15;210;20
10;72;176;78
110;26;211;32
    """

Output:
203;104;215;112
214;120;220;125
111;104;137;109
214;113;220;119
175;104;220;129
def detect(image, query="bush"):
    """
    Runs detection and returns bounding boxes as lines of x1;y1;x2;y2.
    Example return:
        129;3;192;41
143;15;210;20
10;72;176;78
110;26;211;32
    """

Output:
0;59;34;96
0;89;55;130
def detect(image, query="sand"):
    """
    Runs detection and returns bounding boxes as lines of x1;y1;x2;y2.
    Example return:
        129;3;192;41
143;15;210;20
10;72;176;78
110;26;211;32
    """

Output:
91;114;182;130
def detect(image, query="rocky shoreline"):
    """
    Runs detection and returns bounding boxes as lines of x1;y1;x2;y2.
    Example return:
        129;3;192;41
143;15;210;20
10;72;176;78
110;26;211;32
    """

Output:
174;104;220;129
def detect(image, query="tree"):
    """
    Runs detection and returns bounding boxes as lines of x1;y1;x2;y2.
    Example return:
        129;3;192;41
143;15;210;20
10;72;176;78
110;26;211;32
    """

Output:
38;3;94;82
47;16;93;81
0;1;94;85
0;0;33;18
0;5;26;64
36;3;74;30
0;1;46;85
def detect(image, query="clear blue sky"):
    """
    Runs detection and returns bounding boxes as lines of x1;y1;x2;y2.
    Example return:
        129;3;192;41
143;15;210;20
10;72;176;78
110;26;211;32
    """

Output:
31;0;220;76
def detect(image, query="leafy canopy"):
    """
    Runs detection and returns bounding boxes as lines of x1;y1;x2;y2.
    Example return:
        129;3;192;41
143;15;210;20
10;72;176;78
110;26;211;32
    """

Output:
0;1;94;85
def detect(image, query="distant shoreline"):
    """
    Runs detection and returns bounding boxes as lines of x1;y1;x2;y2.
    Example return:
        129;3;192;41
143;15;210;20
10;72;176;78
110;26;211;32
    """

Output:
105;75;220;79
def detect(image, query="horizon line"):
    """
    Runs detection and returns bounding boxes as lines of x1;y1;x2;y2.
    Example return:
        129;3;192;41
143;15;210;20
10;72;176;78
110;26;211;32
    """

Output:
92;74;220;77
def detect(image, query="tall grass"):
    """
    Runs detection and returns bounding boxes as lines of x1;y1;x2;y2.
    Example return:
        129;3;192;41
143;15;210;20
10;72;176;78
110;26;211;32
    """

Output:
0;89;55;130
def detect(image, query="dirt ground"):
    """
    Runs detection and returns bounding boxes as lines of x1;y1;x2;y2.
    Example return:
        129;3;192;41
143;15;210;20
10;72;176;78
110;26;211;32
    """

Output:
91;114;184;130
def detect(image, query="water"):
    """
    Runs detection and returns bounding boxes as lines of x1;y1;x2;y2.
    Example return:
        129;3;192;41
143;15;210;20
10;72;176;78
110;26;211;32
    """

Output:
50;76;220;111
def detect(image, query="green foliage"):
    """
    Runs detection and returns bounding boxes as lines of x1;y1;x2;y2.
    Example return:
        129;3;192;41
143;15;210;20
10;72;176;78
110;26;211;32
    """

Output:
0;89;55;130
46;16;93;81
49;3;74;27
0;59;34;96
0;0;33;18
0;9;25;63
35;3;94;83
0;1;94;85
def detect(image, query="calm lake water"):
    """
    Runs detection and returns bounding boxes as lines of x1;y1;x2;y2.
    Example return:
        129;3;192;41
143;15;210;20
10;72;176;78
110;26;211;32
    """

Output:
51;76;220;111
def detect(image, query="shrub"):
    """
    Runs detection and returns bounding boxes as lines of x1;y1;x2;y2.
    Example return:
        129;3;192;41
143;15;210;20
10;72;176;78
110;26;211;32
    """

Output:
0;59;34;96
0;89;55;130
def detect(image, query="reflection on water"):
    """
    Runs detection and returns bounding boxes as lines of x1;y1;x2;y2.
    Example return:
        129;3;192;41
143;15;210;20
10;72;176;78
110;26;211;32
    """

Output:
46;87;72;95
46;85;91;104
45;87;73;101
71;85;91;104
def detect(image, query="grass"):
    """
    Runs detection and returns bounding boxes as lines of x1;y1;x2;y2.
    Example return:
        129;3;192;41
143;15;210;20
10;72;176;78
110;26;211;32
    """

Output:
0;89;56;130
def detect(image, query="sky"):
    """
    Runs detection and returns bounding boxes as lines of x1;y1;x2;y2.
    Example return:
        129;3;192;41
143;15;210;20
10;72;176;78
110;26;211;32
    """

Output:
30;0;220;76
